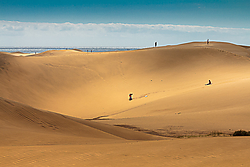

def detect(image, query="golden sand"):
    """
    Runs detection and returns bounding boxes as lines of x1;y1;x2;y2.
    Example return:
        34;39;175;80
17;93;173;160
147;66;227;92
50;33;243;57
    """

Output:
1;42;250;166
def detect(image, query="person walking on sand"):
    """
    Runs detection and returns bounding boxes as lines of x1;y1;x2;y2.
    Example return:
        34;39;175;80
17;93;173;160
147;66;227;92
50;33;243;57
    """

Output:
205;80;212;85
129;93;133;101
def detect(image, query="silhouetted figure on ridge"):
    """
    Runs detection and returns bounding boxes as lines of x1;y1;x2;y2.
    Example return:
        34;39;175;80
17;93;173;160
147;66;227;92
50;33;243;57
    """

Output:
155;42;157;47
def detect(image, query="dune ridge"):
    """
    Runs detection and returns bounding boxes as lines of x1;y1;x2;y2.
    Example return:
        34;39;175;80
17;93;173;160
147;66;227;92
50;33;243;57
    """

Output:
0;97;162;147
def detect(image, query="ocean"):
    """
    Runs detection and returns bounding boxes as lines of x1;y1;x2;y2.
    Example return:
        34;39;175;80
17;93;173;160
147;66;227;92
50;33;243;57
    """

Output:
0;47;140;54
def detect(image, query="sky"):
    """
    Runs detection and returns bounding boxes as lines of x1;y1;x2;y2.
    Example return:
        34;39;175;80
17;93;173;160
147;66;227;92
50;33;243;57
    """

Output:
0;0;250;47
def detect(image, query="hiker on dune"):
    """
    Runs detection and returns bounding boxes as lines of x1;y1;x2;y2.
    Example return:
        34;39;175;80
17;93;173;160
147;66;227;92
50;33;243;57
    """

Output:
129;93;133;101
205;80;212;85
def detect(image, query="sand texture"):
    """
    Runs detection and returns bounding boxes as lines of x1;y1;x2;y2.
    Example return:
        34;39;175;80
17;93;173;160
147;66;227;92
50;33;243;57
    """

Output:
1;42;250;166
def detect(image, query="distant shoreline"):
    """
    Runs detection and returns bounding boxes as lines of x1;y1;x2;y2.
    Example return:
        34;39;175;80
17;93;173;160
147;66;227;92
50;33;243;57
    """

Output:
0;47;140;54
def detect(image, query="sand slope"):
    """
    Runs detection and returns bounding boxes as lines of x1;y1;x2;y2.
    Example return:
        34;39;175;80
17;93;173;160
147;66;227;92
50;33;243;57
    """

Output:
1;42;250;166
1;42;250;119
0;97;162;147
1;137;250;166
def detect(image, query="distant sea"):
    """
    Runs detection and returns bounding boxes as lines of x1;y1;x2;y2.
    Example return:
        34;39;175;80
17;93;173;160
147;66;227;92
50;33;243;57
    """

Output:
0;47;140;54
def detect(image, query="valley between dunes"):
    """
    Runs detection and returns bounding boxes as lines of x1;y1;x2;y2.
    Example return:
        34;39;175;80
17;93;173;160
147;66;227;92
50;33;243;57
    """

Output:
1;42;250;166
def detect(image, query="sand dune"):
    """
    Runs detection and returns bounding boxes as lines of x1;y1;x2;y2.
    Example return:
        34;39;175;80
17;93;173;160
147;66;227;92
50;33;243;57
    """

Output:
1;42;250;119
0;97;161;147
1;42;250;166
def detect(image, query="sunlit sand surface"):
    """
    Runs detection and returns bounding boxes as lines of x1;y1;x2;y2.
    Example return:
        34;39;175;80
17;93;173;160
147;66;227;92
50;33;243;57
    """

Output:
1;42;250;166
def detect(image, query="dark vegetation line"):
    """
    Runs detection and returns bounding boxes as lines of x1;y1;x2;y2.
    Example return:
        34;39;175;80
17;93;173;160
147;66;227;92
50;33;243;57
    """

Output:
233;130;250;136
115;124;250;138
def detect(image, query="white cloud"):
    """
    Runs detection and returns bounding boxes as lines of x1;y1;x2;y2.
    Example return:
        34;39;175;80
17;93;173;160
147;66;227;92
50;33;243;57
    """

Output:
0;20;250;46
1;20;250;33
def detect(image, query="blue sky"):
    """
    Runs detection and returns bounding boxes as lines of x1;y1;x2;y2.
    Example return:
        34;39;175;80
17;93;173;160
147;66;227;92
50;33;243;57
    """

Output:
0;0;250;47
